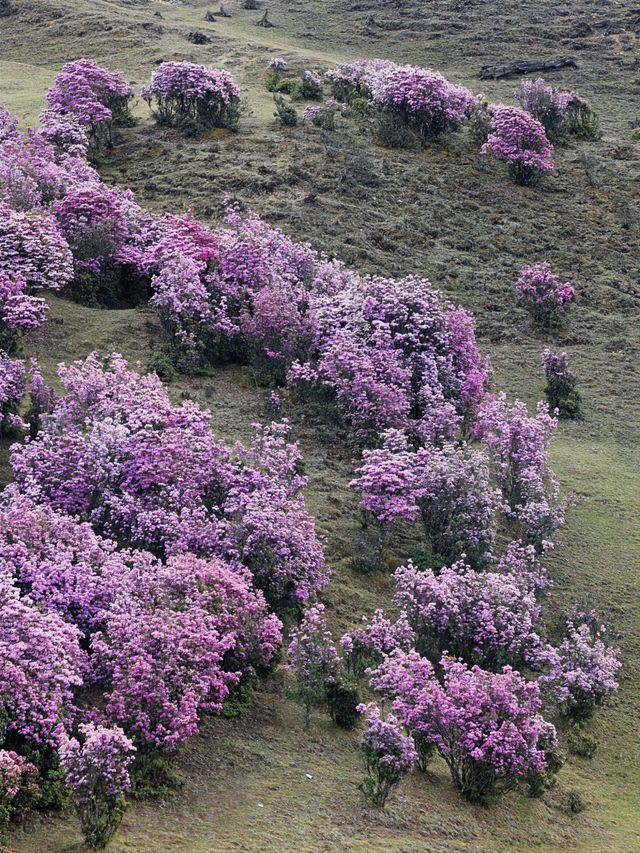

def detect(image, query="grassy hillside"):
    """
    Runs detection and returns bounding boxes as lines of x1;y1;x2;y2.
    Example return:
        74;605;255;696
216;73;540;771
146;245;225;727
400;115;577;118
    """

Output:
1;0;639;850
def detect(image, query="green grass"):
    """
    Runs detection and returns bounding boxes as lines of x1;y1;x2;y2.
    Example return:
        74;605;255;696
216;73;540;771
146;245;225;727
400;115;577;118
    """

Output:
1;0;639;849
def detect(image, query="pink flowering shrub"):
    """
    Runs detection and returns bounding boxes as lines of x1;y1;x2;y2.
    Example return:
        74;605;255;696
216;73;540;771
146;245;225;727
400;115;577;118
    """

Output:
392;560;545;670
472;394;565;547
0;109;21;145
340;609;415;676
516;262;575;327
540;613;621;718
393;655;559;802
59;723;135;848
514;78;574;143
0;273;48;349
0;749;38;825
371;65;474;144
0;203;73;292
0;571;86;748
351;432;498;567
325;59;396;103
286;603;340;727
0;351;25;433
37;110;90;159
10;353;327;609
142;62;241;134
46;59;133;149
542;348;582;419
482;105;554;186
357;703;416;807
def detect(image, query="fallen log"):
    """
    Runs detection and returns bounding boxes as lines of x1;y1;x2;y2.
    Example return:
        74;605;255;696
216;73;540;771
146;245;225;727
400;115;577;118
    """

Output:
479;57;578;80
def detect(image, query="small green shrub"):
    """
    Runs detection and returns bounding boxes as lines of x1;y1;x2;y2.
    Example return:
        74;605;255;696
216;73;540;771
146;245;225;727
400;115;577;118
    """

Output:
567;723;598;758
129;753;184;800
375;113;420;149
274;95;298;127
325;676;360;730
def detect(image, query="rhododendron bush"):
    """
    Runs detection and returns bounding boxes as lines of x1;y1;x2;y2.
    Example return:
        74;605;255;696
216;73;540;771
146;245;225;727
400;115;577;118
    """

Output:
516;262;575;328
357;703;416;807
482;105;554;186
142;61;241;134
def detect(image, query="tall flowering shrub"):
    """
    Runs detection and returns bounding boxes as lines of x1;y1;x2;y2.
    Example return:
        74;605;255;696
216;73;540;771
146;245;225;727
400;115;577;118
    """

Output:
516;262;575;328
482;105;553;186
10;354;328;610
46;59;133;149
540;613;621;718
357;703;416;807
286;603;340;727
142;62;241;134
340;609;415;676
0;351;25;432
59;724;135;849
394;655;559;803
0;273;48;350
392;560;545;670
472;394;565;547
514;78;574;143
0;203;73;292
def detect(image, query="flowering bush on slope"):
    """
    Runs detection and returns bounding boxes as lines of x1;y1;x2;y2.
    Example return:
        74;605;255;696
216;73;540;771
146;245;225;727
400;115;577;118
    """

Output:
46;59;133;149
10;353;327;609
482;105;553;186
390;654;559;803
516;262;575;328
59;723;134;849
514;78;575;143
0;749;38;825
542;348;582;419
287;603;340;727
357;703;416;807
142;62;241;134
0;202;73;292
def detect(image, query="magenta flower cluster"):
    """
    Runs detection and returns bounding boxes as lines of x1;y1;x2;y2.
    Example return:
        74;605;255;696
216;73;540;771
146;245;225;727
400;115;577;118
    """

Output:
515;261;575;326
482;105;554;185
286;603;340;726
357;702;416;807
0;749;38;825
514;78;575;141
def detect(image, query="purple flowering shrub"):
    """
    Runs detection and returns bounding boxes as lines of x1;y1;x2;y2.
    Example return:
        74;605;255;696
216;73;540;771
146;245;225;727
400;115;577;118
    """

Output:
516;262;575;328
392;560;545;670
473;394;565;547
482;105;554;186
357;703;416;807
351;432;498;567
287;603;340;727
0;202;73;292
59;723;135;848
391;654;559;803
0;351;25;433
371;65;474;144
142;62;241;134
542;348;582;419
340;609;415;676
0;749;38;825
514;78;599;143
540;613;621;718
0;273;48;350
46;59;134;150
0;571;86;749
10;353;327;610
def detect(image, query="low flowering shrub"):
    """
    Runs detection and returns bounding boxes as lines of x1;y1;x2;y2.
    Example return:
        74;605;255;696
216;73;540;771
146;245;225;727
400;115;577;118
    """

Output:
286;603;340;727
472;394;565;547
357;703;416;808
542;349;582;419
514;78;574;143
370;65;474;145
394;655;559;803
540;613;621;719
0;108;21;145
482;105;553;186
46;59;133;149
0;750;38;825
393;560;545;670
37;110;91;160
274;96;298;127
142;62;241;135
325;59;396;103
515;262;575;328
340;609;415;676
269;57;288;72
59;723;135;849
0;272;48;349
296;70;324;101
0;351;25;433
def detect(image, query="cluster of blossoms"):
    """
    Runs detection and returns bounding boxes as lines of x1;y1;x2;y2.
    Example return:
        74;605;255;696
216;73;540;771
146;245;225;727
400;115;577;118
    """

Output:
540;613;621;718
542;348;582;419
325;59;397;102
142;61;241;134
0;350;25;433
0;749;38;825
269;57;287;71
0;272;48;347
392;560;545;670
481;105;554;186
45;59;133;149
472;394;565;547
340;609;416;676
10;352;327;609
515;262;575;327
357;703;416;807
59;723;135;849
